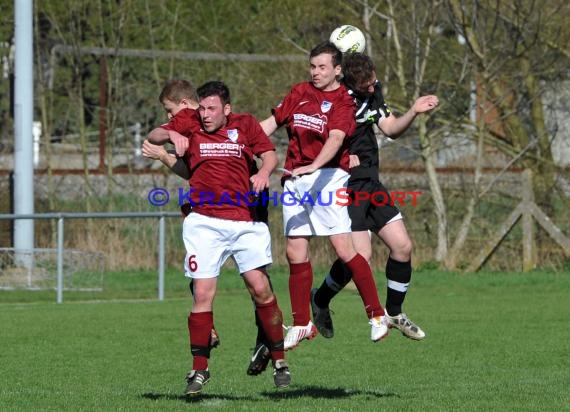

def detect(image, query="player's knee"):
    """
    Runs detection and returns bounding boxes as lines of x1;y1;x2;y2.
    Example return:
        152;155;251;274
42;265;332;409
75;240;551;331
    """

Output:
251;287;274;305
334;248;353;263
392;239;412;261
334;241;358;263
286;246;309;263
191;292;214;312
192;283;215;304
358;251;372;264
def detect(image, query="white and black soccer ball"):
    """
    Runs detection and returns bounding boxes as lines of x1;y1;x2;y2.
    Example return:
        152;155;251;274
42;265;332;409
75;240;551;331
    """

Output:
329;25;366;53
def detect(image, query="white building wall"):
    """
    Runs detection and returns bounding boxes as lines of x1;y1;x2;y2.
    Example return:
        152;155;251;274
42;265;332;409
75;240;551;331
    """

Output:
543;80;570;167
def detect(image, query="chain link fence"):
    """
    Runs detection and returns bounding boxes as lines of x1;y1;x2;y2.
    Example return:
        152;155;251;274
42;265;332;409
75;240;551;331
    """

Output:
0;247;104;291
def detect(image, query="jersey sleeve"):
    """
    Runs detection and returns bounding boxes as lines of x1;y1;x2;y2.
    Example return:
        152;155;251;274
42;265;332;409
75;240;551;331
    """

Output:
159;108;198;136
271;83;302;127
373;84;391;124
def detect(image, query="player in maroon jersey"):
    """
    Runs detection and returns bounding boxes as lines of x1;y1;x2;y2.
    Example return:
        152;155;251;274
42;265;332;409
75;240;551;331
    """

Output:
144;78;281;378
260;41;390;350
147;81;290;395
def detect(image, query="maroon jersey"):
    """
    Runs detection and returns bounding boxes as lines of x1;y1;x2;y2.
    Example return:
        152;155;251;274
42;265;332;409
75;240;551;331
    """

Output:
272;82;356;172
161;109;275;221
161;107;199;137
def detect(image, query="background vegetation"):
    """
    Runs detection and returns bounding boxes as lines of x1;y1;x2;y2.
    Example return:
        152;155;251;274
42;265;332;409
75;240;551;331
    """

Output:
0;0;569;272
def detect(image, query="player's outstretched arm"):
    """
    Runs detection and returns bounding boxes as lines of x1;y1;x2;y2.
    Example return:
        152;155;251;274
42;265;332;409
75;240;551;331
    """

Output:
412;95;439;114
260;115;278;137
378;95;439;139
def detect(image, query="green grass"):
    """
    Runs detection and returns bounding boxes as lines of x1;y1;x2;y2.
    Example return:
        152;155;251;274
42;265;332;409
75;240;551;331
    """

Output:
1;268;569;411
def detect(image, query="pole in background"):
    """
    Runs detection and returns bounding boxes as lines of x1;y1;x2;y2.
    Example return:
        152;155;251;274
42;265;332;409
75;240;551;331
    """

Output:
13;0;35;265
33;121;41;167
98;55;107;171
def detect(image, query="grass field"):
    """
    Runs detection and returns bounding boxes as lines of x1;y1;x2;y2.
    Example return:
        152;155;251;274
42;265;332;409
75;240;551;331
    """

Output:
1;268;569;411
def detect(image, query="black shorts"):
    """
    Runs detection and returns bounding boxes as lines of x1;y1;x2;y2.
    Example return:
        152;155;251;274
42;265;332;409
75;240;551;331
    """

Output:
347;178;400;233
250;163;269;224
253;188;269;224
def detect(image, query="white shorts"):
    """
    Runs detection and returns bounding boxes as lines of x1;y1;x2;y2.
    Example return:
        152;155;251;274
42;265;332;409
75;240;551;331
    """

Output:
182;213;273;279
282;168;352;236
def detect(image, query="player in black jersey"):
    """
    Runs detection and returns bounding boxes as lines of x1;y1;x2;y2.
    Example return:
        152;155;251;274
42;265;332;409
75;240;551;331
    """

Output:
311;52;439;340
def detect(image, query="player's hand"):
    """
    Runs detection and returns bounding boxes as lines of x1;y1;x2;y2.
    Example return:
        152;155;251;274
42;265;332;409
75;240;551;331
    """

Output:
142;139;170;160
292;164;317;177
250;172;270;193
413;95;439;114
168;130;189;157
349;154;360;168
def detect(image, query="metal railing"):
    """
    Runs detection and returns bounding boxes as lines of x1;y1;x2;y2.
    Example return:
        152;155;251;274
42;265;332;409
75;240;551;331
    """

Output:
0;212;180;303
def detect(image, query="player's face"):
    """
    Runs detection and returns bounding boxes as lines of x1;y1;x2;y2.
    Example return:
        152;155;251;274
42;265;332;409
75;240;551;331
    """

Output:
162;98;192;119
198;95;230;133
355;72;378;97
310;53;341;91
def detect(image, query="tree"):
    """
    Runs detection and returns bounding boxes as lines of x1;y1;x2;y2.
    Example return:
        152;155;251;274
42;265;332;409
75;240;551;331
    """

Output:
445;0;570;268
3;0;568;269
351;0;476;266
447;0;569;211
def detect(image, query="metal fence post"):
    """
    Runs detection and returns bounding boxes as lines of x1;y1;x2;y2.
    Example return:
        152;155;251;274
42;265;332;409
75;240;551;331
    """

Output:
0;211;181;302
56;216;64;303
158;215;165;301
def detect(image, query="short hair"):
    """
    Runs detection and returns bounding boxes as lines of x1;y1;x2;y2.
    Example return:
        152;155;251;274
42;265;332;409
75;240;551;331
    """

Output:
341;53;376;91
159;79;197;104
197;81;231;105
310;41;343;68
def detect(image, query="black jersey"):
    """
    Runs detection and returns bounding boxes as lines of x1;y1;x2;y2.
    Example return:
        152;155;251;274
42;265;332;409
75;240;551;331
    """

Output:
348;83;391;180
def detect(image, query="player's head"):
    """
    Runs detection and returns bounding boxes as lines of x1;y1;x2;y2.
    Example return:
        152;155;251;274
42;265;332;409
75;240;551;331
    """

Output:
197;81;231;133
159;79;198;118
309;41;343;91
342;53;377;97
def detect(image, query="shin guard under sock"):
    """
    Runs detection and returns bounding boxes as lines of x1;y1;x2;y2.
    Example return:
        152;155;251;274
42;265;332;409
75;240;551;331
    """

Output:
188;311;213;370
288;262;313;325
345;254;384;318
385;257;412;316
314;258;352;307
256;298;285;361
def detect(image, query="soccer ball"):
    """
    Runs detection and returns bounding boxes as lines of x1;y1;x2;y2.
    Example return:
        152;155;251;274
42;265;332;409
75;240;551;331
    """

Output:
329;25;366;53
